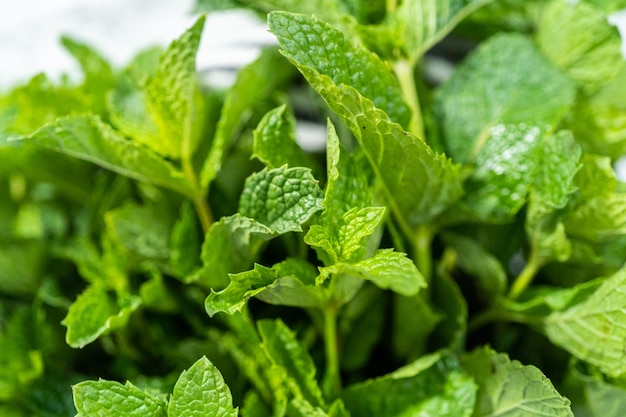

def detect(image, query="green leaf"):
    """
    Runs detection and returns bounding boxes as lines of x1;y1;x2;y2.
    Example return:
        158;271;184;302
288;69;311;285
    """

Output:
443;233;507;298
105;202;173;260
341;352;476;417
569;67;626;158
0;240;45;296
435;33;576;163
395;0;494;61
461;123;545;221
291;69;463;226
268;11;411;127
20;115;200;198
537;0;625;93
252;104;316;170
584;378;626;417
305;206;385;265
73;380;167;417
526;131;581;263
170;202;202;277
200;47;295;188
319;249;425;297
258;319;325;407
563;154;626;242
139;264;178;313
239;167;324;234
545;266;626;377
168;356;238;417
144;15;206;158
62;284;142;348
189;214;273;289
463;347;573;417
206;259;321;316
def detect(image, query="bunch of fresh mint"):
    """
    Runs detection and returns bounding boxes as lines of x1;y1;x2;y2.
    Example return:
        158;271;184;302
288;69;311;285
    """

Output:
2;0;626;415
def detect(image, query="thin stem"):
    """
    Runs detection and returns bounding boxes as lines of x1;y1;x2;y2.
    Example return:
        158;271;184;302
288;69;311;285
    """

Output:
182;156;213;234
507;252;542;300
468;306;540;333
394;59;424;139
414;225;433;284
322;306;341;399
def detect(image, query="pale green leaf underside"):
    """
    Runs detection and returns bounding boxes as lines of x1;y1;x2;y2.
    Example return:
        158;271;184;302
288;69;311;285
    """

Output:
545;266;626;377
62;284;141;348
464;347;573;417
537;0;625;92
73;380;166;417
168;356;238;417
268;11;411;127
145;15;206;158
319;249;425;297
20;115;199;198
239;166;324;234
435;33;576;163
398;0;494;60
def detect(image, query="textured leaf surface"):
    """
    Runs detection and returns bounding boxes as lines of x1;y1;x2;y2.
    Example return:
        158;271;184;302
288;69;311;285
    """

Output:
435;33;576;163
269;11;411;127
258;319;325;407
545;267;626;377
168;356;238;417
305;206;385;265
584;378;626;417
342;352;475;417
62;284;141;348
189;214;273;289
537;0;624;92
206;259;321;316
239;167;324;234
463;347;573;417
319;249;425;296
252;104;315;170
145;15;205;158
73;380;166;417
21;115;199;198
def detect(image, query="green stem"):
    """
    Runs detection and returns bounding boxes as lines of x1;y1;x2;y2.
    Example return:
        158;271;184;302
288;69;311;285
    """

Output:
394;59;424;139
182;156;213;234
322;306;341;399
468;306;540;333
507;252;542;300
414;225;433;284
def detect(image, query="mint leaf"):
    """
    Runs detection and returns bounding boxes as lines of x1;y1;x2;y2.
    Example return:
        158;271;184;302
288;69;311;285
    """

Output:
200;48;295;188
537;0;625;92
62;284;141;348
305;206;385;265
73;380;166;417
545;266;626;377
584;378;626;417
144;15;206;159
189;214;273;289
395;0;494;61
20;115;200;198
0;240;45;295
170;202;201;277
206;260;321;316
239;166;324;234
463;347;573;417
139;264;178;313
268;11;411;127
319;249;425;297
168;356;238;417
258;319;325;407
342;352;476;417
526;131;581;263
105;202;173;260
252;104;317;170
435;33;576;163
